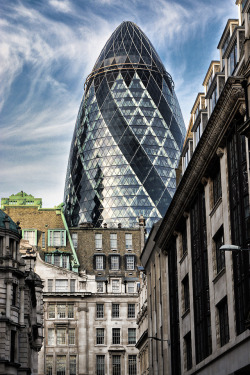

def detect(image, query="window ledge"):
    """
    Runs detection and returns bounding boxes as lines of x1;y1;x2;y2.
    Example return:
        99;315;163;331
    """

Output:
182;308;190;319
180;251;188;264
213;268;226;284
210;197;222;217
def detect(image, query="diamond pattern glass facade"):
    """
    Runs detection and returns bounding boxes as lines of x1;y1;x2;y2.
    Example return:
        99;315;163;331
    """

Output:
64;21;186;229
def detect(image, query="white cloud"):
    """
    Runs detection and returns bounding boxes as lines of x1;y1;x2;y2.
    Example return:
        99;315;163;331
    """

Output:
49;0;72;13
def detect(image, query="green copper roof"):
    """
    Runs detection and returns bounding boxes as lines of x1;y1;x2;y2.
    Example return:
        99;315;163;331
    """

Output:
0;209;19;233
1;191;42;209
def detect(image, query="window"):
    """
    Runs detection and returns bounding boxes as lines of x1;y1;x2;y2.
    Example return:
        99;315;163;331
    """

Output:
95;233;102;249
10;330;16;362
0;236;3;256
112;304;120;318
96;355;105;375
211;86;217;112
68;328;75;345
128;355;137;375
62;255;69;269
128;304;135;318
126;255;135;270
195;122;202;146
48;279;53;292
55;279;68;292
57;304;66;318
110;255;119;270
190;189;212;363
48;303;74;319
12;284;17;306
112;280;120;293
213;166;222;204
184;332;192;370
48;328;55;346
96;304;104;318
69;356;76;375
110;233;117;249
48;304;55;319
96;255;104;270
127;281;134;293
42;232;45;248
48;230;66;247
214;228;225;273
72;233;78;249
70;279;76;292
22;229;37;246
46;356;53;375
45;253;70;269
97;281;104;293
182;275;190;312
68;304;74;318
125;233;132;249
229;42;237;75
181;221;187;256
56;355;66;375
46;254;52;264
128;328;136;344
218;298;230;346
96;328;104;344
54;255;61;267
112;355;121;375
112;328;120;344
57;328;66;345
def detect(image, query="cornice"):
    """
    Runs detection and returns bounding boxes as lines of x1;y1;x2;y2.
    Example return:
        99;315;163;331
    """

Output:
155;76;245;250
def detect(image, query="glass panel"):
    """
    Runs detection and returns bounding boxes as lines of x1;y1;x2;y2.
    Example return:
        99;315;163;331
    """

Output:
55;280;68;292
46;356;53;375
125;233;132;249
48;304;55;318
111;255;119;270
57;304;66;318
128;328;136;344
56;356;66;375
68;328;75;345
69;356;77;375
68;304;74;318
110;233;117;249
97;355;105;375
57;328;66;345
48;329;54;346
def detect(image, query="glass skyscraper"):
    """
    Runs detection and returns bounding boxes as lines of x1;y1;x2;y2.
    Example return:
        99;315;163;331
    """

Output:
64;21;186;229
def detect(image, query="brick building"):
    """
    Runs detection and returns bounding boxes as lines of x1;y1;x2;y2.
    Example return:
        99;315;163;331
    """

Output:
2;194;145;375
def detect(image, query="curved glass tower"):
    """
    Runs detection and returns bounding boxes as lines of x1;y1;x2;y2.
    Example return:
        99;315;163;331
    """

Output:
64;21;186;229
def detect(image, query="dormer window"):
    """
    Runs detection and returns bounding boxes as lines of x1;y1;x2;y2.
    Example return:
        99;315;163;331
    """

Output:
211;86;217;112
195;122;202;147
228;42;237;75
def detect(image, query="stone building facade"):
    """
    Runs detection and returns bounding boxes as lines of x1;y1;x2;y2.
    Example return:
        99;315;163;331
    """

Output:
0;210;43;375
141;1;250;374
2;197;145;375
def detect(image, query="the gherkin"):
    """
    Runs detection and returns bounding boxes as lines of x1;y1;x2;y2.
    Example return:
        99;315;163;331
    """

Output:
64;21;186;229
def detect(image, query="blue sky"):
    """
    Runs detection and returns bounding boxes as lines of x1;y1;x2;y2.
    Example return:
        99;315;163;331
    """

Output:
0;0;238;207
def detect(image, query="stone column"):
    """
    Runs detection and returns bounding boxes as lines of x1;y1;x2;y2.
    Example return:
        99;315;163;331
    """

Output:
78;303;88;375
5;279;12;318
19;286;25;325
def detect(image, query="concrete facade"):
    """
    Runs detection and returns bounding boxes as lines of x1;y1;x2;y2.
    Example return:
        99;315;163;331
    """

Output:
141;1;250;374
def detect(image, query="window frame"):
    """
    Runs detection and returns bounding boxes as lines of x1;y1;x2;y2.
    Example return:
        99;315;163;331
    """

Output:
48;229;66;247
112;328;121;345
22;229;38;246
128;304;135;318
128;328;136;344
